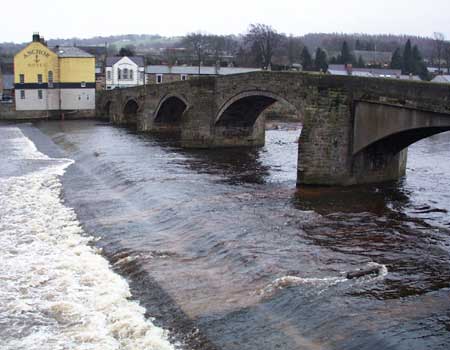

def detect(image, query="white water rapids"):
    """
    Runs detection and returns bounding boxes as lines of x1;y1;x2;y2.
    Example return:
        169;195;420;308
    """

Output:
0;126;177;350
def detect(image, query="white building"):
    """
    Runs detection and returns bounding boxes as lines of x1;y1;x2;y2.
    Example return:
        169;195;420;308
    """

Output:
105;56;145;89
431;75;450;84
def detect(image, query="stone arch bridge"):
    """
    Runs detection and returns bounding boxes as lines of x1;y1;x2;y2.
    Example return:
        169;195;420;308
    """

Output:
97;72;450;186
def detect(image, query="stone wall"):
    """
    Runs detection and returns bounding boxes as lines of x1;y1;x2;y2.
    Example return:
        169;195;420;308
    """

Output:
99;72;450;186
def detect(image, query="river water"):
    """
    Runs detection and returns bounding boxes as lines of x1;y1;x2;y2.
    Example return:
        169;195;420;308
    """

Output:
1;120;450;350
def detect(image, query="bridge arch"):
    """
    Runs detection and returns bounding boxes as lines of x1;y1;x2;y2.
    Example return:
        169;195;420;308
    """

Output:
352;102;450;184
123;98;140;127
215;90;300;127
154;94;189;124
353;102;450;155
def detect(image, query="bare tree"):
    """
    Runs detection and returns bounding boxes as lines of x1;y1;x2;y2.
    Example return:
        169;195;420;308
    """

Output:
433;32;445;72
245;24;281;69
182;32;210;74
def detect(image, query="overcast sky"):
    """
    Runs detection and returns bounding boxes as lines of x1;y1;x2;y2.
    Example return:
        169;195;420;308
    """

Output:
3;0;450;43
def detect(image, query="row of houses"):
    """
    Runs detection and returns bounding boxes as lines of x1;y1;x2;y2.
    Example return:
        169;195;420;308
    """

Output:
2;33;450;114
103;56;260;89
3;33;261;113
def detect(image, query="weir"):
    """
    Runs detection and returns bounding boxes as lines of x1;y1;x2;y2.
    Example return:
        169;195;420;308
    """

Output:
97;71;450;186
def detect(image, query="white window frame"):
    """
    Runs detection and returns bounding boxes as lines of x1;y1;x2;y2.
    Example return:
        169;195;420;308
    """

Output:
156;74;163;84
81;81;86;88
37;90;43;100
107;70;112;80
181;74;188;81
20;90;25;99
19;74;25;84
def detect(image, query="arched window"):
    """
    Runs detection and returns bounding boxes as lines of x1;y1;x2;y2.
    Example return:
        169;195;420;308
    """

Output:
48;71;53;83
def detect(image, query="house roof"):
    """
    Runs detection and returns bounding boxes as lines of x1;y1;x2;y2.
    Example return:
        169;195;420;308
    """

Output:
328;64;402;77
106;56;145;67
145;65;260;75
432;75;450;83
77;46;107;57
52;46;94;58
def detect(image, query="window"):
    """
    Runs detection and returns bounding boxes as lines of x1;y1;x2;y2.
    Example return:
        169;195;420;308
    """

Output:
130;70;133;80
123;68;129;80
37;74;43;84
181;74;187;81
81;81;86;88
20;90;25;99
38;90;43;99
118;69;122;80
107;71;112;80
156;74;163;84
19;74;25;84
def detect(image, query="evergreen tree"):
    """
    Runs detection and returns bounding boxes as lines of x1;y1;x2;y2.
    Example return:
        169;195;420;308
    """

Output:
356;55;365;68
300;47;313;71
402;39;414;74
390;48;403;70
412;45;429;80
340;41;353;64
314;47;328;72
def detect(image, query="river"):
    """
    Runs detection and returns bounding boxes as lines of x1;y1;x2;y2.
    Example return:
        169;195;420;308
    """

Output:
1;120;449;350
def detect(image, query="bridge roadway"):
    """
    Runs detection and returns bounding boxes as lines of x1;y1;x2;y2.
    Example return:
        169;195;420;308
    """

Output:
97;71;450;186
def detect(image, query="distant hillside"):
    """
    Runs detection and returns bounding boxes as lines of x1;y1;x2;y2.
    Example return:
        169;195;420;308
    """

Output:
0;34;183;56
0;32;438;61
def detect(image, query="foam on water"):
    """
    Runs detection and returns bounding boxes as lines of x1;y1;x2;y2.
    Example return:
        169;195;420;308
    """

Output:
0;126;177;350
258;262;388;299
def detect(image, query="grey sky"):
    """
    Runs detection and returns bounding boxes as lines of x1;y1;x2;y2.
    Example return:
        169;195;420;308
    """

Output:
3;0;450;43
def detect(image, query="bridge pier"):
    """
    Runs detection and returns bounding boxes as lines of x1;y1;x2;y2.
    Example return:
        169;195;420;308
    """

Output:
211;116;266;147
97;72;450;187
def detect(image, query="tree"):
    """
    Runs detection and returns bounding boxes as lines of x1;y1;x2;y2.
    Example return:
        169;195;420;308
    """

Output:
433;32;445;72
390;48;403;69
118;45;135;57
182;32;210;73
412;45;429;80
340;41;353;64
402;39;414;74
314;47;328;72
300;47;313;71
245;23;281;69
287;35;303;66
356;55;365;68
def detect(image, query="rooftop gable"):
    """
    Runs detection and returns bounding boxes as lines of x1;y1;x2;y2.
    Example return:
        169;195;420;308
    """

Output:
106;56;144;67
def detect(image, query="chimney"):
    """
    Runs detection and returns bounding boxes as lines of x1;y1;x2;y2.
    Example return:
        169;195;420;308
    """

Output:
32;32;40;42
345;63;353;75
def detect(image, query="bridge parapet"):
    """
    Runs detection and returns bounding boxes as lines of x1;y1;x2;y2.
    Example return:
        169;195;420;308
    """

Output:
98;72;450;186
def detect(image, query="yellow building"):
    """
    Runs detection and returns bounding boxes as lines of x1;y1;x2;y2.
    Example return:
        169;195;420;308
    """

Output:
14;33;95;112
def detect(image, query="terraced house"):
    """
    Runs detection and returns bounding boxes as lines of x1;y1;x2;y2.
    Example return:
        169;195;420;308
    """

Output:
14;33;95;114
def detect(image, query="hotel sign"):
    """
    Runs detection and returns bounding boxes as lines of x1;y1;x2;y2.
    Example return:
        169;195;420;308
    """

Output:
24;49;51;67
